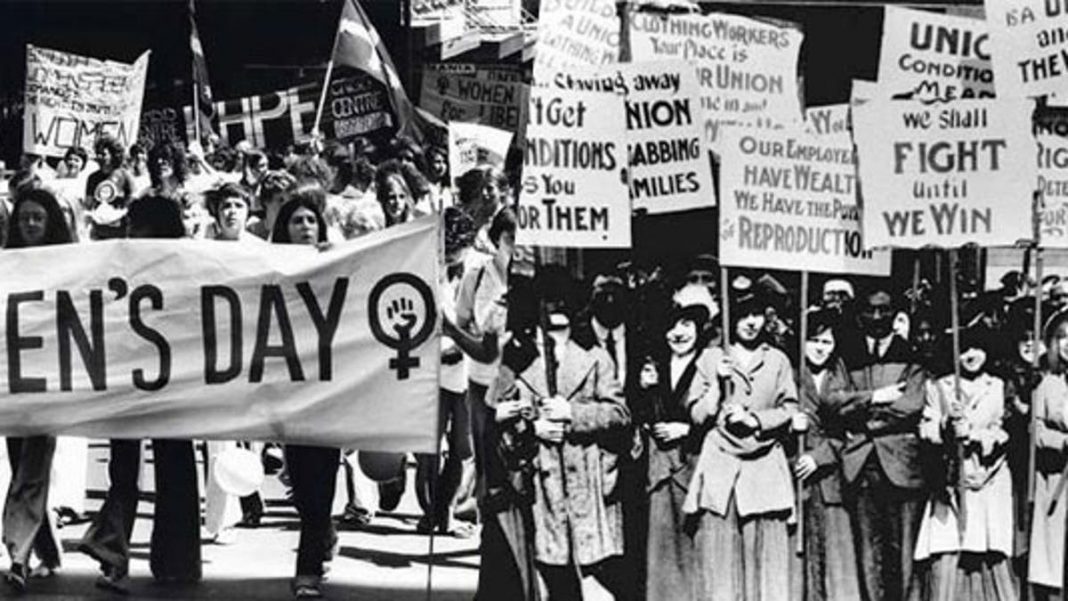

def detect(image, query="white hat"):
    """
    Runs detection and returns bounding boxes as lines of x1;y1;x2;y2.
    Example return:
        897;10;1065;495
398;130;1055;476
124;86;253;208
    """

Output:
673;284;719;322
823;278;854;298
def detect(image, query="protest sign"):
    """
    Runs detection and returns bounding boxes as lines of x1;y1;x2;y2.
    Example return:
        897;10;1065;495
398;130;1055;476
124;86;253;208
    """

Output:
876;7;994;101
533;0;619;85
139;107;185;150
420;65;528;130
629;11;803;155
23;45;150;157
719;125;890;275
0;218;440;453
518;85;630;247
550;61;716;213
448;122;513;186
986;0;1068;100
171;73;392;149
804;104;851;136
853;98;1037;248
1039;131;1068;246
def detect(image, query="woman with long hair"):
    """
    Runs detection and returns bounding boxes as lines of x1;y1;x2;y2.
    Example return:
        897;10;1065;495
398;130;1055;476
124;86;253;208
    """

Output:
685;285;798;600
84;134;135;240
2;188;72;593
270;188;338;599
795;308;861;601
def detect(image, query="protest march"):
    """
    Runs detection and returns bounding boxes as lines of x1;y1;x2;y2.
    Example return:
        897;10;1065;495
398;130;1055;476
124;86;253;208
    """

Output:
9;0;1068;600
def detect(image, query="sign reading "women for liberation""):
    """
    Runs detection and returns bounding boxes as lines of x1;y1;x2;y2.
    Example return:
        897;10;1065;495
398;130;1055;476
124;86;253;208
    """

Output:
853;98;1037;249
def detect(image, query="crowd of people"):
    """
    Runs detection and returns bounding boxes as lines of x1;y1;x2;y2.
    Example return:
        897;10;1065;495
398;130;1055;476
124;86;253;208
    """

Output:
5;126;1068;601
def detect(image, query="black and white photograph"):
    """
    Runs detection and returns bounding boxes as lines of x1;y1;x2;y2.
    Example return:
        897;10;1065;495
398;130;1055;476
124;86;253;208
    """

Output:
0;0;1062;600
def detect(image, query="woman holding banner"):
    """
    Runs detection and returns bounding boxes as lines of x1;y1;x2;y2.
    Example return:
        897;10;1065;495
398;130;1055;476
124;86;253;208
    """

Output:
2;187;72;592
684;285;798;601
271;188;339;599
1028;309;1068;597
637;284;717;600
913;324;1015;601
79;196;203;593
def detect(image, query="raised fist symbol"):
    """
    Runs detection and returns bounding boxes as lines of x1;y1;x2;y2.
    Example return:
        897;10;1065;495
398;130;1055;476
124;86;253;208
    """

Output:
386;297;418;337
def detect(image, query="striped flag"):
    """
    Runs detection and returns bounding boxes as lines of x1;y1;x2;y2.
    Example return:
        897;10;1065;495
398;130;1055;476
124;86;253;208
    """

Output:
332;0;427;143
189;0;215;140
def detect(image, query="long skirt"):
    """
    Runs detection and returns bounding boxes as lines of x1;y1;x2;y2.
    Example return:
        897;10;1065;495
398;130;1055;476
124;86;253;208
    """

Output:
3;436;62;569
911;552;1017;601
693;496;790;601
801;490;861;601
646;478;698;599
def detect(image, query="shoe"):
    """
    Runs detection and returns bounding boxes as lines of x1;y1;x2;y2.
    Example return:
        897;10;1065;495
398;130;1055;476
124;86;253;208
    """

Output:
291;576;323;599
5;563;28;593
238;510;262;528
95;567;130;595
213;528;237;545
339;503;372;527
415;515;435;534
30;564;58;579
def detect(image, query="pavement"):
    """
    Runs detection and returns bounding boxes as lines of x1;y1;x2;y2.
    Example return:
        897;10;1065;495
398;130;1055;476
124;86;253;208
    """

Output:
0;441;480;600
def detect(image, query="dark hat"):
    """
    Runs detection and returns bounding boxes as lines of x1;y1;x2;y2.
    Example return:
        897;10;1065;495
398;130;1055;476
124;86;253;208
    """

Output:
805;307;839;338
959;323;992;353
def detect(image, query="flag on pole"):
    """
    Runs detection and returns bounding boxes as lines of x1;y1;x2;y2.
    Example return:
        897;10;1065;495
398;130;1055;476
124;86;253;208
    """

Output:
331;0;430;144
189;0;215;141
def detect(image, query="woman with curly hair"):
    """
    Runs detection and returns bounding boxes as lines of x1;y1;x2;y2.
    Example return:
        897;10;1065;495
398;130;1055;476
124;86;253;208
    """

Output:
84;134;135;240
3;188;74;593
374;159;430;227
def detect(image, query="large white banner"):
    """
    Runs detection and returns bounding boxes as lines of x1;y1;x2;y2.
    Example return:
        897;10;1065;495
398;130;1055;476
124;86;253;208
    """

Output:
877;7;994;101
986;0;1068;100
853;98;1037;248
629;11;803;155
0;218;441;452
719;125;890;275
518;85;630;247
23;45;150;157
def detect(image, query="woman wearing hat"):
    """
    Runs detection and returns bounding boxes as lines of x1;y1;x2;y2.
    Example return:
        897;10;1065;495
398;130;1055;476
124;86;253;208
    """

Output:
684;285;799;600
1028;308;1068;596
636;285;719;599
794;308;861;601
913;325;1015;600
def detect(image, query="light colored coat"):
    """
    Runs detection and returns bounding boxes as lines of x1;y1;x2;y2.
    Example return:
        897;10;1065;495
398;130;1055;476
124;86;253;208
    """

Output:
684;343;798;518
512;339;631;567
1029;373;1068;588
914;373;1013;559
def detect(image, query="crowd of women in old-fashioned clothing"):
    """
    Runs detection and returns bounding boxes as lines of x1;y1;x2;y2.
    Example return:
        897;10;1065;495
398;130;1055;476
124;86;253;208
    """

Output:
475;244;1068;601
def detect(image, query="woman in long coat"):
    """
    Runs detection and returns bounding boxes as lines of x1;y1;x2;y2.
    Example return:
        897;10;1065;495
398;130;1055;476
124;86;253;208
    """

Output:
794;308;861;601
685;287;798;601
1029;308;1068;597
914;326;1015;601
511;305;631;599
636;285;719;599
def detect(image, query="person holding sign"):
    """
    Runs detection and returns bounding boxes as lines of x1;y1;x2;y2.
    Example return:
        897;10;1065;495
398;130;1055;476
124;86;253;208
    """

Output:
2;188;73;593
795;308;861;601
636;284;718;600
1028;309;1068;597
684;285;798;601
79;196;203;593
270;189;339;599
913;325;1016;601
